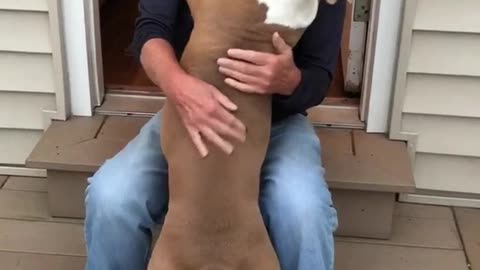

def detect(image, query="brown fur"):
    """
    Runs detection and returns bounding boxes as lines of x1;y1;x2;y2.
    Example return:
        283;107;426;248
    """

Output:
148;1;327;269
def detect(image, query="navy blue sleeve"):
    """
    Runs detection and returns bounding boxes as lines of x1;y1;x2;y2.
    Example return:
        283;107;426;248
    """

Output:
131;0;181;60
272;0;346;115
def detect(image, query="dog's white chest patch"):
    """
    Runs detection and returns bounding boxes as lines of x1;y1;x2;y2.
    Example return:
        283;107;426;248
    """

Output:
257;0;318;29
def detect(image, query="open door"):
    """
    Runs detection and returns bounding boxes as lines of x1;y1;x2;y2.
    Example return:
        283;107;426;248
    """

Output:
93;0;374;129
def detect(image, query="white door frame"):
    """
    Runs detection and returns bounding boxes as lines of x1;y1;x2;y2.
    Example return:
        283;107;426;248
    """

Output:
64;0;404;133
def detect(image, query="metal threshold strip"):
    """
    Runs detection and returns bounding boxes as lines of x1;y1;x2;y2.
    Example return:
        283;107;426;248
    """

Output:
95;93;365;129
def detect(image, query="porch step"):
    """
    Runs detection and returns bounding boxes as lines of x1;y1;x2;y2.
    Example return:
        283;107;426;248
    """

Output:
26;115;415;239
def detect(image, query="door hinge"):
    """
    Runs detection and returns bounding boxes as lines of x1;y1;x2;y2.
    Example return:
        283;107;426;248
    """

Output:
353;0;371;22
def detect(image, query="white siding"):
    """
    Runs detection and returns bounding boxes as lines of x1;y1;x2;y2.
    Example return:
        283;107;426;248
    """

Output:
402;114;480;157
414;154;480;194
0;0;48;12
414;0;480;33
408;31;480;77
403;74;480;118
0;1;67;167
0;130;44;165
0;52;54;94
0;92;56;130
0;10;51;53
391;0;480;200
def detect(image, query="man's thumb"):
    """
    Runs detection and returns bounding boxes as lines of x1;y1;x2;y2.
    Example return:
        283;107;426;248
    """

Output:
272;32;290;54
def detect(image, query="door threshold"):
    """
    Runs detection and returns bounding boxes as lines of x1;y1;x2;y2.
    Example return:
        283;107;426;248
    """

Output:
96;93;365;129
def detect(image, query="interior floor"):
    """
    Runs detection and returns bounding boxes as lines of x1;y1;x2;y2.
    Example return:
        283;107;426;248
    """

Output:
100;0;355;99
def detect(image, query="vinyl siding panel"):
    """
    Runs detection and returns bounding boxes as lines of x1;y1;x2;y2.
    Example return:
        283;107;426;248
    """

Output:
0;92;56;130
0;0;48;12
0;52;54;93
0;10;51;53
0;130;44;165
414;153;480;194
391;1;480;200
408;31;480;77
414;0;480;33
0;1;66;167
403;74;480;118
402;114;480;157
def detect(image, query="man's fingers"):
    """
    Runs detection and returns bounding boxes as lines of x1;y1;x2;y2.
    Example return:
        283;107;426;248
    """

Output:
219;66;261;86
186;125;208;158
225;49;271;65
200;126;234;155
212;89;237;111
217;58;263;77
272;32;291;54
209;117;246;143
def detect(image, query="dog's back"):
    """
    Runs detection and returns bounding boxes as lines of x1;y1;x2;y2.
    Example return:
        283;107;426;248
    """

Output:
148;0;325;269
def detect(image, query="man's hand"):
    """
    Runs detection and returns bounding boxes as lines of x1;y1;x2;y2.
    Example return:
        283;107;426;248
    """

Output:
171;73;247;158
217;32;301;96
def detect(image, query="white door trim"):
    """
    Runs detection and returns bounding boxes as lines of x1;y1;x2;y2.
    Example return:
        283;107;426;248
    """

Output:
62;0;96;116
65;0;404;128
364;0;404;133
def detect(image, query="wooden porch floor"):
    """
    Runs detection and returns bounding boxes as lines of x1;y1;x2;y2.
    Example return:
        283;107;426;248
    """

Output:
0;175;478;270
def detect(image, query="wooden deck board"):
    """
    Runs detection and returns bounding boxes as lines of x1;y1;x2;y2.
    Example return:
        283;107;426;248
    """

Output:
0;175;7;188
337;203;462;249
454;207;480;270
0;219;85;256
0;189;82;224
97;116;149;141
3;176;47;192
319;129;415;192
0;251;85;270
335;241;469;270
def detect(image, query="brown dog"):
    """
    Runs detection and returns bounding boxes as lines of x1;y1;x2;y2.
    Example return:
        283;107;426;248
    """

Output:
148;0;336;269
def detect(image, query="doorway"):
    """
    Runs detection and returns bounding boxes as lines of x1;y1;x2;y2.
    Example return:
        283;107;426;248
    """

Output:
96;0;372;128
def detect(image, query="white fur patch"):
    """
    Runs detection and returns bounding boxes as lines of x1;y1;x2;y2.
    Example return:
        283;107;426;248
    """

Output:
257;0;319;29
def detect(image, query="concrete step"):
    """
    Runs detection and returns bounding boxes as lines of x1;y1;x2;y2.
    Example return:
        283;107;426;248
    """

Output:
26;114;415;239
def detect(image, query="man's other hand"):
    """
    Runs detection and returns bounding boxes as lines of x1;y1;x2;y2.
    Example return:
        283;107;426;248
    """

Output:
217;32;301;96
171;73;247;158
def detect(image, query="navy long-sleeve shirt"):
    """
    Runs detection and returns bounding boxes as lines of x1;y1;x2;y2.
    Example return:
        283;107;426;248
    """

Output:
131;0;346;122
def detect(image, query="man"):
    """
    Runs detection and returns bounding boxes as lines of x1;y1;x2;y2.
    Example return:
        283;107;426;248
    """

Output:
84;0;345;269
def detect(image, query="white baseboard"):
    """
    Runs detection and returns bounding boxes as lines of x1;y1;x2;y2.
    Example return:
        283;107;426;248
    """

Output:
0;166;47;178
399;193;480;209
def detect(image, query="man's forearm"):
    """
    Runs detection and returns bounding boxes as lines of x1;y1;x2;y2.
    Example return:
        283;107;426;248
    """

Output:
140;38;187;99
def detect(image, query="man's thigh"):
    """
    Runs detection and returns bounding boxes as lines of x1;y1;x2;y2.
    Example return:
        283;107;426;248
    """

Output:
260;113;337;228
86;111;169;224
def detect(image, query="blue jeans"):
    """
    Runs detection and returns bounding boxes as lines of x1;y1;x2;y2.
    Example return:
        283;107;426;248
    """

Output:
84;111;338;270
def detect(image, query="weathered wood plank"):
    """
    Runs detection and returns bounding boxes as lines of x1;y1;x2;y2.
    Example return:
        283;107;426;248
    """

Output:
0;189;82;224
394;202;454;220
0;251;85;270
0;219;85;256
337;212;462;250
26;115;107;172
0;10;51;53
3;176;47;192
335;241;469;270
320;129;415;192
97;116;148;141
454;207;480;270
0;175;7;188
